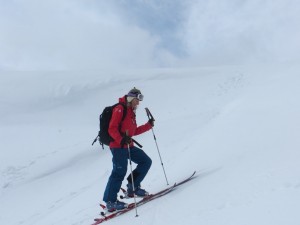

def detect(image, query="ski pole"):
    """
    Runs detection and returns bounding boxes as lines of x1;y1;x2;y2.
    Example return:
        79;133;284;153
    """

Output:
126;131;139;217
145;108;169;185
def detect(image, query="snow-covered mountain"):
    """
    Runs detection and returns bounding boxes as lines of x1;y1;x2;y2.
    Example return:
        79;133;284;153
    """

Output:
1;64;300;225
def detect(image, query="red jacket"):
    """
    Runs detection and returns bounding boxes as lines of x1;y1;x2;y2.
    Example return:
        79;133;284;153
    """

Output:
108;96;152;148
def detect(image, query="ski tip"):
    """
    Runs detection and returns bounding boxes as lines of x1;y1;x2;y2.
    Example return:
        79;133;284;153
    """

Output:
190;171;197;180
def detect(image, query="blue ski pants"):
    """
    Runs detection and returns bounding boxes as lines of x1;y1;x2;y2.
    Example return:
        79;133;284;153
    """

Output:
103;146;152;203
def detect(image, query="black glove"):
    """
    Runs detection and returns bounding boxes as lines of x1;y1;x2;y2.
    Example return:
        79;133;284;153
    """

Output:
148;118;154;127
120;135;132;147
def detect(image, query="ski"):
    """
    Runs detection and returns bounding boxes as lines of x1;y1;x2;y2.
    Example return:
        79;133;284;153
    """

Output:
92;171;196;225
93;184;176;225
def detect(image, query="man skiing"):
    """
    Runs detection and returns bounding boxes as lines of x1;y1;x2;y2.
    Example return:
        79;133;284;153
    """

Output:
103;87;154;212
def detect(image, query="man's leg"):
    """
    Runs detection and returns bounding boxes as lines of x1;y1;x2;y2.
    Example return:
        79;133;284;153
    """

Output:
126;146;152;188
103;148;128;202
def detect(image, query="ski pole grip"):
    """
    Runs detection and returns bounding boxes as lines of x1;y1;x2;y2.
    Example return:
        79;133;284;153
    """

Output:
145;107;155;121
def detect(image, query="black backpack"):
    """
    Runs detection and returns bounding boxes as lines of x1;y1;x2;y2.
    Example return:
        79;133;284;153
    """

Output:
92;103;127;149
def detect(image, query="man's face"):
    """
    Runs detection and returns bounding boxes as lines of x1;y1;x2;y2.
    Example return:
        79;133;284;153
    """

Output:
131;98;140;109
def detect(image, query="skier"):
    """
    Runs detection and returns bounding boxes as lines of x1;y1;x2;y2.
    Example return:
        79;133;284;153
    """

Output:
103;87;154;212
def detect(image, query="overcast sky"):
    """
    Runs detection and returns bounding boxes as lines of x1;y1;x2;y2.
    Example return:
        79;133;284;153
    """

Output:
1;0;300;70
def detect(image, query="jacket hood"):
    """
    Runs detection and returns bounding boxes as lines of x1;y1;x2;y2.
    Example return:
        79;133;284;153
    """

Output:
118;95;127;104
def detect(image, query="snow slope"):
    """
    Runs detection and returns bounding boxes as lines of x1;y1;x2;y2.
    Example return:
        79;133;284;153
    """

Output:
1;64;300;225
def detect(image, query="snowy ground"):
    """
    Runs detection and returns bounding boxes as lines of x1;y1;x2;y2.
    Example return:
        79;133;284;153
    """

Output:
1;64;300;225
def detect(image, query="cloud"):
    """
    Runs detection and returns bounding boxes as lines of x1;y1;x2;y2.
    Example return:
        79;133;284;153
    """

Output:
1;0;300;70
182;0;300;66
0;0;177;70
109;0;190;56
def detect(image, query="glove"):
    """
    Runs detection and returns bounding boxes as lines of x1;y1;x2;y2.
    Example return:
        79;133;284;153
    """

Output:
148;118;154;127
120;135;132;147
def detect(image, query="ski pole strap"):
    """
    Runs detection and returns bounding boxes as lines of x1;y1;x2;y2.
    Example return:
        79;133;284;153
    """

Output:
122;139;142;148
132;138;143;148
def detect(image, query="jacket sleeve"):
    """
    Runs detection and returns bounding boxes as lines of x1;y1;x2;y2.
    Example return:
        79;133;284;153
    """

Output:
134;121;152;136
108;105;124;145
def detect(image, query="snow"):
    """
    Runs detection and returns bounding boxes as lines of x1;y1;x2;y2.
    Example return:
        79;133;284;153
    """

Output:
1;64;300;225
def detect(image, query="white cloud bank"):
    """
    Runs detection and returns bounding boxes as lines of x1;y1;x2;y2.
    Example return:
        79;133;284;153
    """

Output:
0;0;300;70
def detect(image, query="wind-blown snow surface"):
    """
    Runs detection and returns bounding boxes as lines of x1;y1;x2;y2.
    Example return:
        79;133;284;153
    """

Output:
1;65;300;225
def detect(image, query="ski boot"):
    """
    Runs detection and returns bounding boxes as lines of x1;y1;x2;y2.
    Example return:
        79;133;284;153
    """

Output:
127;183;149;198
106;200;128;212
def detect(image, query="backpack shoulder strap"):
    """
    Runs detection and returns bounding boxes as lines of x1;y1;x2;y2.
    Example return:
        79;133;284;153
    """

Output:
119;103;127;121
114;103;127;137
113;102;127;121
